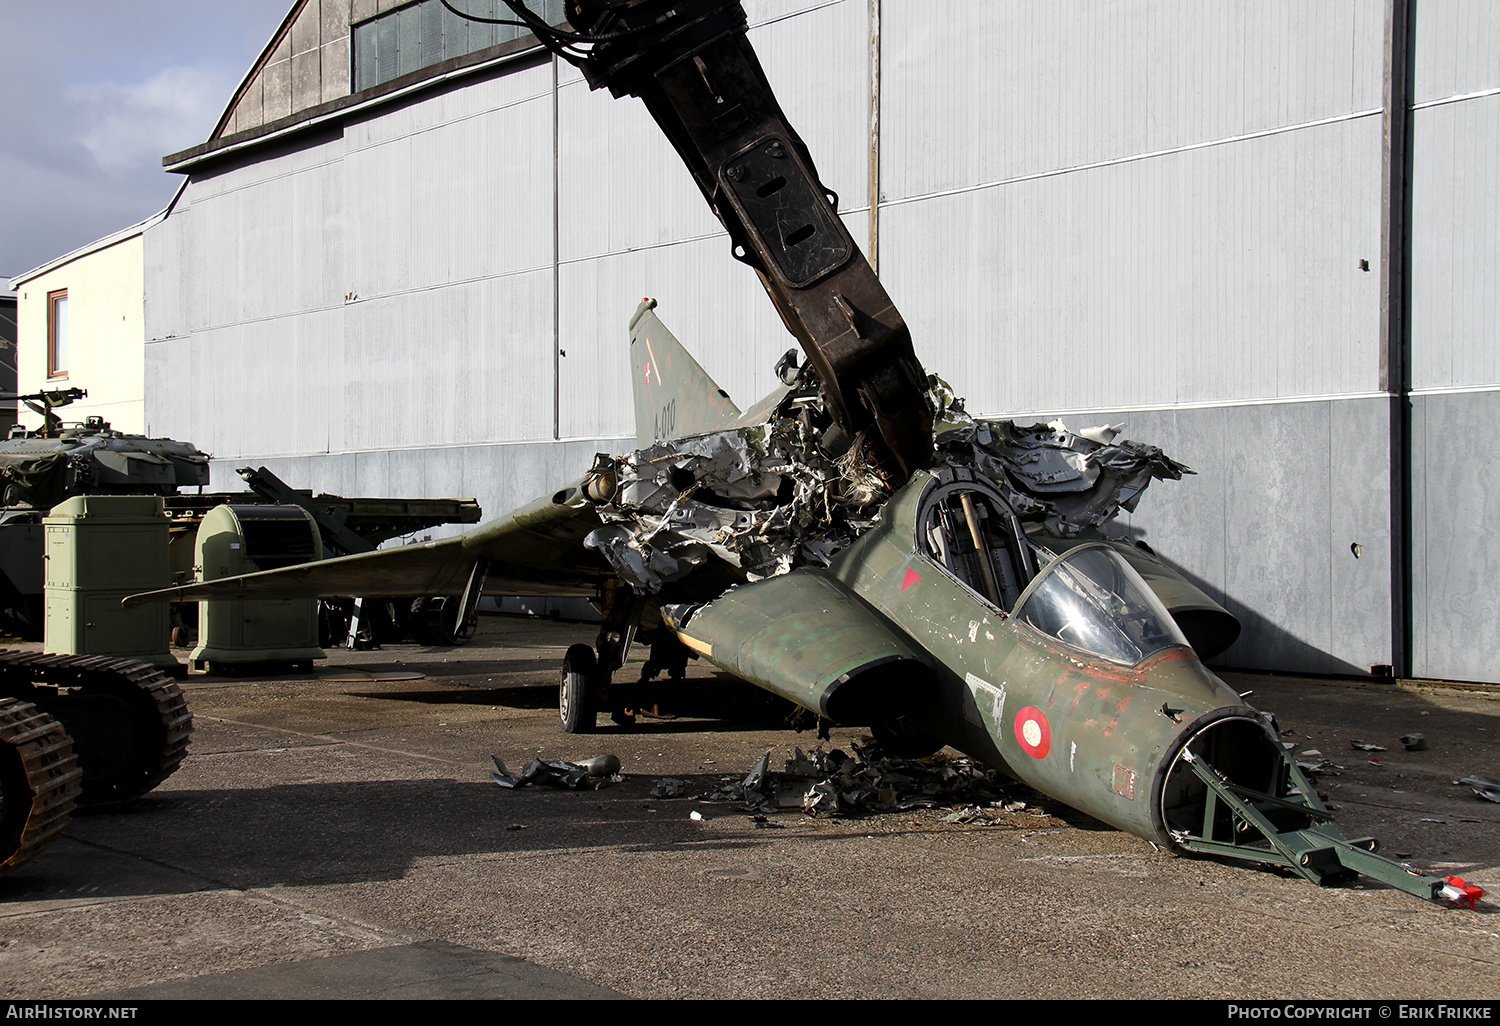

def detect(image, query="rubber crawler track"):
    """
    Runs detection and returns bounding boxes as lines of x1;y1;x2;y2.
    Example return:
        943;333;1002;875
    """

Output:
0;651;192;805
0;698;82;876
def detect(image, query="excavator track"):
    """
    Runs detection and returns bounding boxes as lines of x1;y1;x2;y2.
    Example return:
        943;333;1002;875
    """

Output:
0;651;192;805
0;698;81;875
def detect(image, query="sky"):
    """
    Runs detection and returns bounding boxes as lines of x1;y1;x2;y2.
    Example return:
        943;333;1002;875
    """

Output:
1;0;293;282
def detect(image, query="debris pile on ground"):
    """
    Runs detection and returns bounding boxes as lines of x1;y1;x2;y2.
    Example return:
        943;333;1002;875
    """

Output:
1455;775;1500;803
490;753;622;790
582;376;1189;594
1295;750;1342;777
661;743;1037;822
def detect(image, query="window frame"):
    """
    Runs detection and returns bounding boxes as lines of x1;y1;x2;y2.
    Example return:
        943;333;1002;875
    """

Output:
47;289;68;379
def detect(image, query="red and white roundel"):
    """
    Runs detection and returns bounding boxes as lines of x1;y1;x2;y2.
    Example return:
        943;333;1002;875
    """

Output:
1014;706;1052;759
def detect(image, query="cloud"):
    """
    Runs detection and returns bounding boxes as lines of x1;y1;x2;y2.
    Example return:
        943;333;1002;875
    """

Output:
68;64;243;173
0;1;288;277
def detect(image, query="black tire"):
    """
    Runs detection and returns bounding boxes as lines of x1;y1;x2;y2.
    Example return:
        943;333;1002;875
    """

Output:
560;644;598;734
409;596;477;647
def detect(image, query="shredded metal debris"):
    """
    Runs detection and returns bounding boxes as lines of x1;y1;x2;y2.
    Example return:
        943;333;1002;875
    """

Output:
583;378;1188;593
652;743;1039;821
1296;750;1342;777
490;753;622;790
1455;775;1500;803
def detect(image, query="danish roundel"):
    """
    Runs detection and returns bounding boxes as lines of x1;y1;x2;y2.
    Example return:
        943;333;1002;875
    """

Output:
1014;706;1052;759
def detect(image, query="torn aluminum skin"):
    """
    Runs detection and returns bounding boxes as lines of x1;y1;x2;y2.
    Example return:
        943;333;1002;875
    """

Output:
583;376;1190;594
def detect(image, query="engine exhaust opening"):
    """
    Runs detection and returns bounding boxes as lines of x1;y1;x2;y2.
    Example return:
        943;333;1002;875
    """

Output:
1157;712;1308;849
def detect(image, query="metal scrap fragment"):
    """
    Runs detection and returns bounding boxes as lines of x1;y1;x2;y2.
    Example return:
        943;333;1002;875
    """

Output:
1400;733;1429;751
1296;752;1341;777
1455;775;1500;803
490;754;621;790
650;777;686;798
1351;740;1388;752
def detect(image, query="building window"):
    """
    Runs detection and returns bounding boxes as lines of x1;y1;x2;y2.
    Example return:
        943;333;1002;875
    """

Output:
352;0;565;92
47;290;68;379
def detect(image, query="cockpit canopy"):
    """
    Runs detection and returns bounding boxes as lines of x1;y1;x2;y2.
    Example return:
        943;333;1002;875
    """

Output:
1014;545;1193;665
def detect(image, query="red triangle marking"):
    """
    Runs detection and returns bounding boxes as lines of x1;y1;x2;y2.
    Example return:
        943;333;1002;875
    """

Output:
901;568;922;591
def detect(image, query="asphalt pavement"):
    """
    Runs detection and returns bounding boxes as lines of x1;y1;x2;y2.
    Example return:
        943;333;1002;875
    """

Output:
1;615;1497;1000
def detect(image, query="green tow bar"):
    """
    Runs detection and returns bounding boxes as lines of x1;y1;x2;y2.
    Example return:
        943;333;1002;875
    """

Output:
1171;748;1483;907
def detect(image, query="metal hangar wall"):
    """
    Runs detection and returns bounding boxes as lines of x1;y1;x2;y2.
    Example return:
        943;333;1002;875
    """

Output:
146;0;1500;683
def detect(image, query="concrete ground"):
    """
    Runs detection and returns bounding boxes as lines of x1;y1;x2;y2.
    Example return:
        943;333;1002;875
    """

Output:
1;615;1497;1001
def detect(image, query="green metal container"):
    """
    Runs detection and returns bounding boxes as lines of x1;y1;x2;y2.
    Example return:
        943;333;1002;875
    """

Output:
190;505;325;671
42;495;177;669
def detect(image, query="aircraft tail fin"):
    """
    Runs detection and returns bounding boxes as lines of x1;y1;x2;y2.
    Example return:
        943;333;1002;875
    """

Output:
630;299;741;445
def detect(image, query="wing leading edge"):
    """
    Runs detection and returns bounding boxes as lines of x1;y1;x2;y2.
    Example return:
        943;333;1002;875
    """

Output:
125;484;612;606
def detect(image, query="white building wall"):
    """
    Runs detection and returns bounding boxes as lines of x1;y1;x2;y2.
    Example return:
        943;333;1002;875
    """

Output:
15;234;149;434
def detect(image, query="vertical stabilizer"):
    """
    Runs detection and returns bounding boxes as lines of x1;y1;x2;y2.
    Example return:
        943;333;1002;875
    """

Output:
629;299;742;445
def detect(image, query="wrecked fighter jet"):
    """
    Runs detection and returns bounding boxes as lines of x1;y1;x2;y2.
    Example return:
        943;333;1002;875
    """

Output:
128;0;1482;907
126;302;1481;907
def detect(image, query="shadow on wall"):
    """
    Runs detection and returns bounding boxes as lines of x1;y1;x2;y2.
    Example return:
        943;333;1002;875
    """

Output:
1105;524;1376;679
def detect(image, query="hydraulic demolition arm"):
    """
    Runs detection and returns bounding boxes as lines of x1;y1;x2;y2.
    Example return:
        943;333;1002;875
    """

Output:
502;0;934;482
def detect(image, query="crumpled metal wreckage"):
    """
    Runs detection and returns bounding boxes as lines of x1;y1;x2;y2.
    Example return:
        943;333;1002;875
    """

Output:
660;744;1033;821
581;375;1188;596
490;753;622;790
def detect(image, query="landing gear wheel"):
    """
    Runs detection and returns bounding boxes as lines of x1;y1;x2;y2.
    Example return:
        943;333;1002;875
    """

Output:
559;644;599;734
0;698;81;876
409;596;478;647
1;653;192;805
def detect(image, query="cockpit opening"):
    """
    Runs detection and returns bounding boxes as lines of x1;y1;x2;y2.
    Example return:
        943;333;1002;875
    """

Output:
917;475;1036;612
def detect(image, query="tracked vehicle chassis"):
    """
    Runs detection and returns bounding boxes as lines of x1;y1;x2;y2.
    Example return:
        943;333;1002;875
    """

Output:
0;652;193;876
0;698;81;875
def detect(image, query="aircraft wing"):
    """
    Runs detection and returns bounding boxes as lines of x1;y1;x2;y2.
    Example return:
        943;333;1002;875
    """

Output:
125;483;612;606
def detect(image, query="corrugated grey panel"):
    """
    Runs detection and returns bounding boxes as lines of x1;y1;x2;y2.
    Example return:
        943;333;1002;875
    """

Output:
881;0;1381;203
555;230;822;440
189;136;344;201
743;0;842;20
1410;390;1500;682
557;78;723;262
143;333;187;438
419;1;443;72
291;160;345;314
207;436;621;539
344;61;550;147
239;174;296;324
143;205;191;343
376;14;397;84
1409;92;1500;390
174;309;344;461
1412;0;1500;104
339;269;555;452
557;1;867;263
1100;399;1391;675
346;84;553;297
882;116;1382;413
347;134;414;298
747;0;868;217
